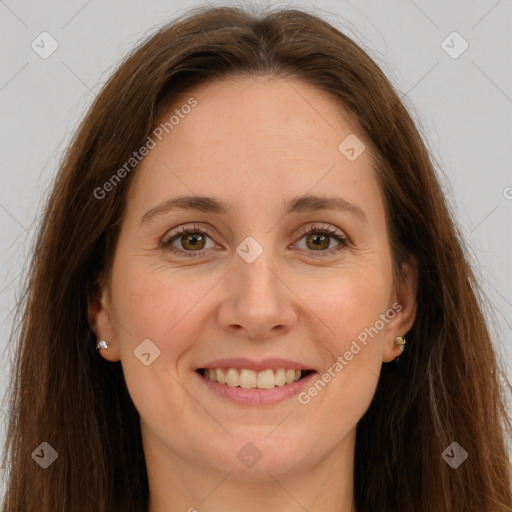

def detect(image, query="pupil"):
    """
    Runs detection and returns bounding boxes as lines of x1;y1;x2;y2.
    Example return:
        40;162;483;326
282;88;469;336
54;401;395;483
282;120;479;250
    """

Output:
309;234;328;250
184;233;204;250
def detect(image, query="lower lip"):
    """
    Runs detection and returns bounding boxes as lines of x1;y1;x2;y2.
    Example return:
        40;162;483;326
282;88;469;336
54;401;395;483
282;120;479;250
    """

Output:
196;371;317;406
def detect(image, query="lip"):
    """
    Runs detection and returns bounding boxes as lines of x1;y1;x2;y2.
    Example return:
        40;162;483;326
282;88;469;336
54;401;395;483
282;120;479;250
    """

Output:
197;357;315;372
195;369;318;406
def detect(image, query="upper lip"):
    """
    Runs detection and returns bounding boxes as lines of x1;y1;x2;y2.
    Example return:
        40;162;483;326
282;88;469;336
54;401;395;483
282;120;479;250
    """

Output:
197;357;315;372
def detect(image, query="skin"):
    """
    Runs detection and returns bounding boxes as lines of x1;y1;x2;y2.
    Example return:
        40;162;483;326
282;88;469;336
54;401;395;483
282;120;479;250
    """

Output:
89;76;417;512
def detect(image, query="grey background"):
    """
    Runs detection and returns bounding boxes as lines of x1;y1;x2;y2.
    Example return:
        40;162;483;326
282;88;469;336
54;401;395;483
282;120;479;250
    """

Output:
1;0;511;492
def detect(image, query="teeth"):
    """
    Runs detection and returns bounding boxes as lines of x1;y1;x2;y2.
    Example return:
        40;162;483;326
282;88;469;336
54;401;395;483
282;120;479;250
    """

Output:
202;368;306;389
239;369;257;388
257;369;275;389
226;368;239;387
216;368;226;384
275;368;286;386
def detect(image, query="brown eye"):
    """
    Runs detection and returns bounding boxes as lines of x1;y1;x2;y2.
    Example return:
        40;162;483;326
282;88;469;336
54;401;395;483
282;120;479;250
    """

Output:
162;223;348;259
295;225;348;256
305;233;331;251
162;225;217;257
180;232;206;251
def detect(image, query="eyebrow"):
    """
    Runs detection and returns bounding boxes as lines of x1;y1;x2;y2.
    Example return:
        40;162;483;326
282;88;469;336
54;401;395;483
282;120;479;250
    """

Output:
140;193;366;225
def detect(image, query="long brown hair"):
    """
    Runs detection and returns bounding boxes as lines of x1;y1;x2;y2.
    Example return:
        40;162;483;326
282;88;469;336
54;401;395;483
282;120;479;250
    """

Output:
2;5;511;511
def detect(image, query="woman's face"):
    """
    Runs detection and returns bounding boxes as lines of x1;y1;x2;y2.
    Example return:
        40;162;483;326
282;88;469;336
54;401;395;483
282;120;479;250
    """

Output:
92;76;416;481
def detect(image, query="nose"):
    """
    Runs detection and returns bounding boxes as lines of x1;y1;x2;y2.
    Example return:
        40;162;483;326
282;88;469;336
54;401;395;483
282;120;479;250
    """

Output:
216;246;298;340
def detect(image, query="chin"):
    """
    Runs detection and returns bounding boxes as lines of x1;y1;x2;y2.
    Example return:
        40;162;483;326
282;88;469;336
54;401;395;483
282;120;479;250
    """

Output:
204;431;311;479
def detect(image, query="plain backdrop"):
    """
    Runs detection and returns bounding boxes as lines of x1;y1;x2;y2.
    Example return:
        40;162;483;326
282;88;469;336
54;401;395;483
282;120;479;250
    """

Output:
1;0;511;492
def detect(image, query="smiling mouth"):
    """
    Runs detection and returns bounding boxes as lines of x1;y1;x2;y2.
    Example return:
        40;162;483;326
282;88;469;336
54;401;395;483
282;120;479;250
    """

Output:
197;368;316;389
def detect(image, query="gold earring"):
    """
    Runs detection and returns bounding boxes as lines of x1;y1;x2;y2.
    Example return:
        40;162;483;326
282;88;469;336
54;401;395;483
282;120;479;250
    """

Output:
394;336;406;353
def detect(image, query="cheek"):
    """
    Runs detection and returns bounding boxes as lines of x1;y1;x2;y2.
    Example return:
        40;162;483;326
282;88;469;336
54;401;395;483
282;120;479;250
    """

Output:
110;258;220;370
111;268;214;425
310;266;393;353
298;267;392;418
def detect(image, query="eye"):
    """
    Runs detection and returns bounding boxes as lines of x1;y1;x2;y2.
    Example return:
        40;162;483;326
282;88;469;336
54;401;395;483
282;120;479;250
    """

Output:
293;224;348;257
161;223;348;258
161;224;218;257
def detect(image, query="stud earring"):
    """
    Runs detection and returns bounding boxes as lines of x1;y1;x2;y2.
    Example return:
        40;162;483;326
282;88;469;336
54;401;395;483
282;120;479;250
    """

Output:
394;336;406;353
96;340;109;351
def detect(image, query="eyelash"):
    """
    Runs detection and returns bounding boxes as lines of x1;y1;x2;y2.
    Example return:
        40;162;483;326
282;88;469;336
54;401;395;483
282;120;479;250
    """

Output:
160;223;349;258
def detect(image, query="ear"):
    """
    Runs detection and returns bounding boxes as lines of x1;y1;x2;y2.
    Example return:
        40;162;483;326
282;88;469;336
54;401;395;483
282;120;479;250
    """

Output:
88;279;121;362
382;256;418;362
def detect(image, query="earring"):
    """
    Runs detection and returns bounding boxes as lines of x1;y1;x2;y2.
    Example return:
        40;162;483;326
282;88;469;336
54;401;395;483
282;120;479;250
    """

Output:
394;336;406;353
96;340;109;351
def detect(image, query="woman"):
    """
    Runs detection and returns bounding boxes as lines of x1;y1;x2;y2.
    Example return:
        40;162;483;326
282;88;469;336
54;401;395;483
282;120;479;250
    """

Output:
1;5;511;512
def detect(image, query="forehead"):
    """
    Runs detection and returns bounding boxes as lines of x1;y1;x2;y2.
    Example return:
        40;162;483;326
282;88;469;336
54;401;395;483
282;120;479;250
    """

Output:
126;76;383;220
163;76;362;155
